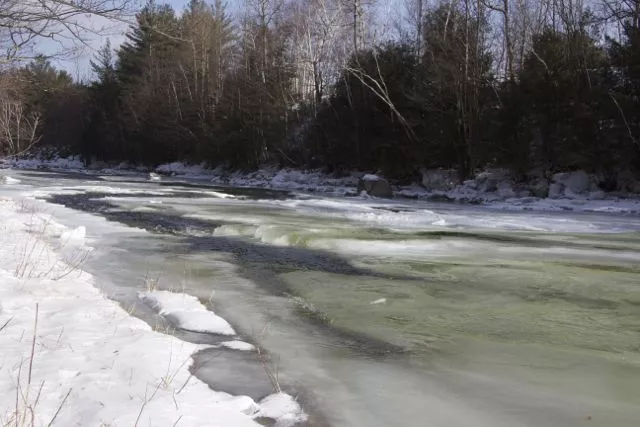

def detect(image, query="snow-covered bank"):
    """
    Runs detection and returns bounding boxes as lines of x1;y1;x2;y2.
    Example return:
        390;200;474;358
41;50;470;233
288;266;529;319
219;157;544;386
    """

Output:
155;162;640;214
0;198;305;426
4;154;640;214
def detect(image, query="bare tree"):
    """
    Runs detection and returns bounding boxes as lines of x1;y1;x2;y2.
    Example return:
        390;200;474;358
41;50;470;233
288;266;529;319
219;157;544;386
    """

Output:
0;0;132;63
290;0;348;104
0;75;41;155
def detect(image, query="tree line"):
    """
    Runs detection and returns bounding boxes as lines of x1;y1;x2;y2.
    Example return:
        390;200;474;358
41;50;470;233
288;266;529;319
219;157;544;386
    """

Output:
2;0;640;184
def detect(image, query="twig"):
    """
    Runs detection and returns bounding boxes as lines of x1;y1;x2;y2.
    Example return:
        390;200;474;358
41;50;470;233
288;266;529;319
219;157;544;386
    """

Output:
28;303;39;386
609;90;640;150
0;317;12;333
46;388;72;427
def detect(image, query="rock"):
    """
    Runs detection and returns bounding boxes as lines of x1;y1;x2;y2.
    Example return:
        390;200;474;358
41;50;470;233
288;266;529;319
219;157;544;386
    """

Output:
552;171;590;197
357;174;393;198
497;181;516;198
474;169;511;193
563;171;590;195
462;179;477;190
548;171;593;198
548;182;564;199
529;179;550;198
617;170;640;193
149;172;161;181
420;168;459;191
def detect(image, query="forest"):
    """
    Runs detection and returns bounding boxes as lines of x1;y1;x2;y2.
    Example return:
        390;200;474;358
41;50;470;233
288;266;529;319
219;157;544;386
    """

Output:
1;0;640;185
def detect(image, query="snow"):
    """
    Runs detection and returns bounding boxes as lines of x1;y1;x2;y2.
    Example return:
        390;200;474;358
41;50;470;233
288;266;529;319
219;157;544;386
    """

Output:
362;173;381;181
218;340;256;351
255;393;307;427
59;225;87;248
5;153;640;215
0;174;21;184
140;290;236;336
7;155;84;170
156;162;208;177
0;198;305;426
420;168;458;191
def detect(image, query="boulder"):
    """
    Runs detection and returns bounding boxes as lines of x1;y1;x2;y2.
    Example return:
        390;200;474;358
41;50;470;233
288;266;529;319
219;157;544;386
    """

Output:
617;170;640;193
548;182;563;199
550;171;592;198
474;169;511;193
496;181;517;199
420;168;459;191
357;174;393;198
563;171;590;195
529;178;550;198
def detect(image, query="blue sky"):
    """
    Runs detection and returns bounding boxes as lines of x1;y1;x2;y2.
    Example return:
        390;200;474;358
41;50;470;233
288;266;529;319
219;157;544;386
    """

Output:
43;0;210;79
45;0;393;80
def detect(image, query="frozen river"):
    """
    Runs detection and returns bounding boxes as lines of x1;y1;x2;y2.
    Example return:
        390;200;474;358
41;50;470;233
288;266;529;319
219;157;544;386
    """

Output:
2;169;639;427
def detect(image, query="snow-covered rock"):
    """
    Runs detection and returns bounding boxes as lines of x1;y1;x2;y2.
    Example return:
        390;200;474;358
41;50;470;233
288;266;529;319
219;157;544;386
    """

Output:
9;154;84;170
156;162;207;176
0;175;20;185
617;170;640;194
256;393;308;426
529;178;550;198
497;181;517;199
551;171;591;198
420;168;459;191
548;182;564;199
357;175;393;198
474;169;512;193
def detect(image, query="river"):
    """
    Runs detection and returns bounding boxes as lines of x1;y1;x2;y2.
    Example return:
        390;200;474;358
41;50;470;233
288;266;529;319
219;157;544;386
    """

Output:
2;169;639;427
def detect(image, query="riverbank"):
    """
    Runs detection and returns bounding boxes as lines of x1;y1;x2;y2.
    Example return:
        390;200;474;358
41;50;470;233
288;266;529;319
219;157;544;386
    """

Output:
3;155;640;215
0;195;305;426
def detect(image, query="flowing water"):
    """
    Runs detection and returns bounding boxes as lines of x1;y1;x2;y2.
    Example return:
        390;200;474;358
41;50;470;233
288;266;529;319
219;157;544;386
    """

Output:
2;169;639;427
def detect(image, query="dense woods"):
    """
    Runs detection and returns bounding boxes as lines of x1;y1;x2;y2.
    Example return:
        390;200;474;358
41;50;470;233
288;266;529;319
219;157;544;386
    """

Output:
2;0;640;184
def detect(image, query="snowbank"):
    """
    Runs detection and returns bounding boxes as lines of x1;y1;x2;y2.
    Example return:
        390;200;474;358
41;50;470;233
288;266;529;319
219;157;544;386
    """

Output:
6;154;84;170
5;153;640;214
0;174;21;184
0;198;305;426
156;161;207;176
140;290;236;336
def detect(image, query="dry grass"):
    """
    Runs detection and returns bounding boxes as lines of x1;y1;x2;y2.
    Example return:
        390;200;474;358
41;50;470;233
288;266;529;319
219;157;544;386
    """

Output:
13;209;90;281
0;305;72;427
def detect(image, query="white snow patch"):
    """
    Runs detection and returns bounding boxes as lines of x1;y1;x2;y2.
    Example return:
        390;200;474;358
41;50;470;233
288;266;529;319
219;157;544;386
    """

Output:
8;155;84;170
362;173;381;181
218;340;256;351
140;290;236;336
369;298;387;305
0;175;21;184
256;393;308;426
59;225;87;248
